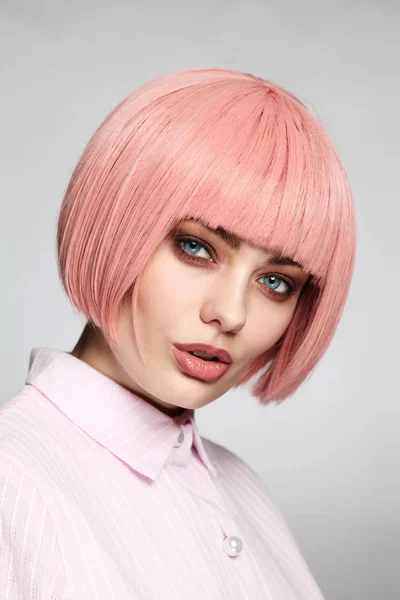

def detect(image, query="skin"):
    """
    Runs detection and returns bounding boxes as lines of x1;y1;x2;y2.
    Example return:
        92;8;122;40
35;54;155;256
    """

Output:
69;219;310;418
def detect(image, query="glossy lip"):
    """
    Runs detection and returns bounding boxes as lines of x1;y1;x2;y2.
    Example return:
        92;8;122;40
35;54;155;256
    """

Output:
173;342;233;364
171;346;230;382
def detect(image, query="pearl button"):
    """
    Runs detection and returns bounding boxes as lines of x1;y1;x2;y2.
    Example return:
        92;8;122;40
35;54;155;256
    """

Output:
223;535;243;557
177;431;184;443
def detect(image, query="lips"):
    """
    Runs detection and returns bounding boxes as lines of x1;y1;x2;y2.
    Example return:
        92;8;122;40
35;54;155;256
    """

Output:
173;343;233;364
171;346;231;381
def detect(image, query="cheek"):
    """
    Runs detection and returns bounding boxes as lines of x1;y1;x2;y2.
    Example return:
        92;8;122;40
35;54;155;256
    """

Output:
247;301;297;355
137;249;195;325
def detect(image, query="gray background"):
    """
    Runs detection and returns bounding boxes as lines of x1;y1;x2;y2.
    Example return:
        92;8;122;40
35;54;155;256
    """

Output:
1;1;399;598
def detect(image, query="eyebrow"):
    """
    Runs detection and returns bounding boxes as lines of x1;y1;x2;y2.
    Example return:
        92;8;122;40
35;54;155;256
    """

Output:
189;218;305;270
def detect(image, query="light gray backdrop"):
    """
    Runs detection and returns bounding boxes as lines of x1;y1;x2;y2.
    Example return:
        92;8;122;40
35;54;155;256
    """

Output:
1;1;399;598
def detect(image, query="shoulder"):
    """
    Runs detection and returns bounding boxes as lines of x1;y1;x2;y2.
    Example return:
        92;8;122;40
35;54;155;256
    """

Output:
0;385;68;486
0;384;47;446
0;384;41;447
0;383;43;423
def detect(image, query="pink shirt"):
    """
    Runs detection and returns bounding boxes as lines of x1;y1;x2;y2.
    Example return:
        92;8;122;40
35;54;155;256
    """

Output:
0;347;325;599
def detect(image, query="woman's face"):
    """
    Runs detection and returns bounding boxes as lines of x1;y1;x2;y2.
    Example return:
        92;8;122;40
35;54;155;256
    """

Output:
106;218;310;417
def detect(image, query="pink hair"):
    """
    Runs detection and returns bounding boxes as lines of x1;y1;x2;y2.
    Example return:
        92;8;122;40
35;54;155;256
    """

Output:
56;68;356;404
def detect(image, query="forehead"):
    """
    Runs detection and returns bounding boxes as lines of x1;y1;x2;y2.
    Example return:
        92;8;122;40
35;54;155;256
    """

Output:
181;218;305;270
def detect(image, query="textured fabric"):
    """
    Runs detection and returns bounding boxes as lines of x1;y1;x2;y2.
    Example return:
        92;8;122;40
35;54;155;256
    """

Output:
0;347;325;599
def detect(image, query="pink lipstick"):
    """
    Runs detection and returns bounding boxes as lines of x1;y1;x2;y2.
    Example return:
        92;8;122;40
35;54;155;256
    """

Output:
172;344;231;381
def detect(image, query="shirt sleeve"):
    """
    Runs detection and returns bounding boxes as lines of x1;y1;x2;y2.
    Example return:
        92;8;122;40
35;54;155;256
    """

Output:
0;458;71;599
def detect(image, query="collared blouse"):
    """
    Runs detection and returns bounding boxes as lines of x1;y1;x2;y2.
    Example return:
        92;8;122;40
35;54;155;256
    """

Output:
0;347;325;599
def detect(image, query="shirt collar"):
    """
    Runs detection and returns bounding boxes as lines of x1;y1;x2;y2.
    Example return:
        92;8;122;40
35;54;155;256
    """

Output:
25;347;217;481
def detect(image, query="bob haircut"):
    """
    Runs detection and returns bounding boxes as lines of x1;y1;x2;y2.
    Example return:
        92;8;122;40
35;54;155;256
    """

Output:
56;67;356;405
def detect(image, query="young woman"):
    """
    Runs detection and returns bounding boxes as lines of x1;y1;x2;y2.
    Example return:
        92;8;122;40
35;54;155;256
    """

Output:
0;68;356;599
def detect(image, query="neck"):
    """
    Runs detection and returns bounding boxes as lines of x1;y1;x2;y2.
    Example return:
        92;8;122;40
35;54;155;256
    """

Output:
68;322;186;418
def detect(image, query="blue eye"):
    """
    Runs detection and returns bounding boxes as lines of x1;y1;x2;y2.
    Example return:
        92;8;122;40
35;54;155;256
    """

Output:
175;236;295;299
262;275;289;294
181;239;209;257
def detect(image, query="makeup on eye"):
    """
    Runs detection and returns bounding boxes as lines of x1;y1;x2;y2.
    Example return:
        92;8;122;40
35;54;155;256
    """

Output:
173;234;300;300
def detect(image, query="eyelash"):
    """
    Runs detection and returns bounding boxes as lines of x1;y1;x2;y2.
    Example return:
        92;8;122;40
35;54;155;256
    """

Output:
174;235;297;301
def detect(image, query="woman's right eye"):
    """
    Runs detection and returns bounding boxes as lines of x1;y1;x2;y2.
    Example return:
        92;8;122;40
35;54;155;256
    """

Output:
175;236;213;262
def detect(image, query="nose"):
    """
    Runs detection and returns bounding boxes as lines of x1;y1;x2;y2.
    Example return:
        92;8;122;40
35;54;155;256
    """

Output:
199;274;247;334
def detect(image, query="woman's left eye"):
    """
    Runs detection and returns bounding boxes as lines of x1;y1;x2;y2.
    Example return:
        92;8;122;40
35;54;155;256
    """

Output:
261;275;291;295
175;236;296;299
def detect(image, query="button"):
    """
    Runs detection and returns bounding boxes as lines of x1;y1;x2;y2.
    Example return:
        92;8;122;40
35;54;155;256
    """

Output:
223;535;243;557
177;431;184;443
